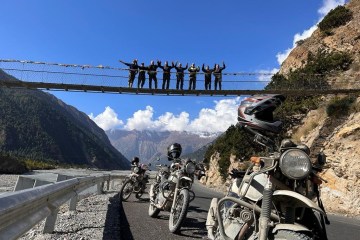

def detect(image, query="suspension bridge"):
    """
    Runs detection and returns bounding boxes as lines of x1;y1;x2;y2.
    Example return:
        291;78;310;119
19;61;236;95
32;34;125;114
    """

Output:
1;59;359;96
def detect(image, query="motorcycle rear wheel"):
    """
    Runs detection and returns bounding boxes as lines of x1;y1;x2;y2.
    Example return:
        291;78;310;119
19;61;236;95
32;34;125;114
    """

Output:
270;230;312;240
119;179;133;201
169;189;190;233
148;203;161;217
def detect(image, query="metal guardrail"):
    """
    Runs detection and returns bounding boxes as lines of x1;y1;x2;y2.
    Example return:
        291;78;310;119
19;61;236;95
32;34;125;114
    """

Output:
0;174;125;240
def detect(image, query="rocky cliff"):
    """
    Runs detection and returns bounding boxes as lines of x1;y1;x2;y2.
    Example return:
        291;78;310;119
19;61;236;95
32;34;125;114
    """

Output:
202;0;360;216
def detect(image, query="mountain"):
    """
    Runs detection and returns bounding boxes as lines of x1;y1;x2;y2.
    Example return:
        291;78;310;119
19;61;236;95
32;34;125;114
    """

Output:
0;69;130;170
106;129;218;164
203;0;360;216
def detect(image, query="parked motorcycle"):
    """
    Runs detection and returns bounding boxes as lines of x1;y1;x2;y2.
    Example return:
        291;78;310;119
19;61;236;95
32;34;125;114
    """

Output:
206;125;329;240
119;162;150;201
148;143;198;233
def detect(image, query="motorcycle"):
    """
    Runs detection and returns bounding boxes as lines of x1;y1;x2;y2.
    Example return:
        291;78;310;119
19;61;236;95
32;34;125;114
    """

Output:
206;125;329;240
119;162;150;201
148;158;197;233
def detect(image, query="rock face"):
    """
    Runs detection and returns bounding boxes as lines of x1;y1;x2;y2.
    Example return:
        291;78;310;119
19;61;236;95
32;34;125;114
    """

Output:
280;0;360;89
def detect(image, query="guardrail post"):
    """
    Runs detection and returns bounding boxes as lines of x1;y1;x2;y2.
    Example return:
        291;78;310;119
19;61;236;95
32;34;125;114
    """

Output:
106;180;110;191
43;208;59;233
14;176;35;191
97;182;104;194
69;194;77;211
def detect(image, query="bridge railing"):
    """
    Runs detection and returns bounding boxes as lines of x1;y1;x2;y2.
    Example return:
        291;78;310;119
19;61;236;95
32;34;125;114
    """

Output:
0;174;125;240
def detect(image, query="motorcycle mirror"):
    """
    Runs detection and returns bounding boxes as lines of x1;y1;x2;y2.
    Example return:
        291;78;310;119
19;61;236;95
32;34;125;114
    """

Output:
317;152;326;165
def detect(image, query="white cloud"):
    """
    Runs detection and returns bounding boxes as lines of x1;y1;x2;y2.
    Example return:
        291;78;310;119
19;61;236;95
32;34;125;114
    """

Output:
91;98;243;134
189;97;242;132
276;0;346;65
257;68;279;82
89;106;124;131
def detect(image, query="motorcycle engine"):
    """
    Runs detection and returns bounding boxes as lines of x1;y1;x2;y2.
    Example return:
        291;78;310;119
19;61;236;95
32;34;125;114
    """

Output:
221;203;255;239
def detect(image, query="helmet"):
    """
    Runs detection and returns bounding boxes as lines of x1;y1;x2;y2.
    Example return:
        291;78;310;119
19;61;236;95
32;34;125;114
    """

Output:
167;143;182;160
237;94;285;134
131;156;140;165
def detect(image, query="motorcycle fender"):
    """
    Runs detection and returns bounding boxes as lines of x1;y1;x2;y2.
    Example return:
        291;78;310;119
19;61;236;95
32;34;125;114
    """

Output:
273;190;326;216
272;223;311;233
180;176;193;182
206;198;218;240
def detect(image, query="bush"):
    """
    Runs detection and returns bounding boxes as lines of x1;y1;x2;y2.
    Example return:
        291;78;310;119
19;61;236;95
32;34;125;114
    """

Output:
204;125;266;180
318;6;352;34
326;96;356;117
266;49;352;91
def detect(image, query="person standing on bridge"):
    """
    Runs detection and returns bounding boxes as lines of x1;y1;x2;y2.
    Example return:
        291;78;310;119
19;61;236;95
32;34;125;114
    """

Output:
188;63;200;90
119;59;139;88
158;61;175;90
202;64;214;90
147;60;159;89
174;62;188;90
137;62;148;89
213;62;226;90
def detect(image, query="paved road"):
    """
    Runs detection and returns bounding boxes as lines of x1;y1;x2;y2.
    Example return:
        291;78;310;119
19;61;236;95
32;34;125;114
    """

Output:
117;182;360;240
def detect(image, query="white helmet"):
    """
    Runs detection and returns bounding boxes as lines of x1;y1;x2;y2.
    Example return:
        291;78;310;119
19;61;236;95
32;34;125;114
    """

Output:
237;94;285;134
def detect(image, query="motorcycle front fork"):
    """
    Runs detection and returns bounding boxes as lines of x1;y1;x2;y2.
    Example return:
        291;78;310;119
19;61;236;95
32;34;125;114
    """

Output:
258;179;273;240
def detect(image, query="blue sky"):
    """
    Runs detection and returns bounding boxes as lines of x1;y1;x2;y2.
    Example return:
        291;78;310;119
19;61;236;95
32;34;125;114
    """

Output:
0;0;347;133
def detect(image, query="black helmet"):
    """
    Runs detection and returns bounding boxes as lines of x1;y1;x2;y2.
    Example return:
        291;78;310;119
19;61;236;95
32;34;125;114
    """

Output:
131;156;140;165
237;94;285;134
167;143;182;160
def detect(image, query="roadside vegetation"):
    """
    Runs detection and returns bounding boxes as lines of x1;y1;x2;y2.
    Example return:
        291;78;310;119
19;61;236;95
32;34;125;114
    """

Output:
326;95;357;118
318;6;353;35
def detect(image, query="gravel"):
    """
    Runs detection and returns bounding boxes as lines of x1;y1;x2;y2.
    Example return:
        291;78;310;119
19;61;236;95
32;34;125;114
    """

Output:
0;174;18;193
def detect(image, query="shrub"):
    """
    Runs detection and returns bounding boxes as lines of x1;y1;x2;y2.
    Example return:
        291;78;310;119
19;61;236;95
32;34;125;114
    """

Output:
326;96;356;117
266;49;352;91
318;6;353;34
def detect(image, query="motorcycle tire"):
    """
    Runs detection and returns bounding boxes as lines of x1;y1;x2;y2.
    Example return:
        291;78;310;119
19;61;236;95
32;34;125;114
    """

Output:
169;188;190;233
119;179;133;201
135;190;143;199
270;230;312;240
148;202;161;218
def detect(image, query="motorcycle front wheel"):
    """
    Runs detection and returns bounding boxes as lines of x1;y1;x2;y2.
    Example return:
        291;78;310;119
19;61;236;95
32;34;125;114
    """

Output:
119;179;133;201
169;188;190;233
148;202;161;218
270;230;312;240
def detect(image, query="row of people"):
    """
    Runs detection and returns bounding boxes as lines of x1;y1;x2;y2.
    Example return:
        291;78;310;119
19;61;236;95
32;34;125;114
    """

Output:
119;59;226;90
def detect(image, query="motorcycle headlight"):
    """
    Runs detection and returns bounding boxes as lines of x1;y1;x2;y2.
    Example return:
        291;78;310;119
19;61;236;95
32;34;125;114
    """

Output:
133;166;140;174
185;162;196;175
280;149;311;180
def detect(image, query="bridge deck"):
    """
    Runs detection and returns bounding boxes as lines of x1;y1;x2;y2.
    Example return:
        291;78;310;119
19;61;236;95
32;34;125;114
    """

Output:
1;80;360;96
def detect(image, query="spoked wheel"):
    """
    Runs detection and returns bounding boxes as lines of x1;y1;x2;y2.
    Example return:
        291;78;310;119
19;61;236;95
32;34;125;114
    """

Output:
169;189;190;233
119;179;133;201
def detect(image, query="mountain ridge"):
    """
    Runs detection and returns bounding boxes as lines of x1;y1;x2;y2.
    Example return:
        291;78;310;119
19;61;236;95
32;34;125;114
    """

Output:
0;69;130;171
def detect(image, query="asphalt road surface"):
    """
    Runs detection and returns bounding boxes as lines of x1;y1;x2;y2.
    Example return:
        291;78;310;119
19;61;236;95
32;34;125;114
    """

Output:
115;181;360;240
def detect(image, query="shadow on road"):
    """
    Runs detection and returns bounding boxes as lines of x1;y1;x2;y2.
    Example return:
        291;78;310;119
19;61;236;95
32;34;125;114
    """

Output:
103;193;134;240
178;217;207;239
188;205;208;214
